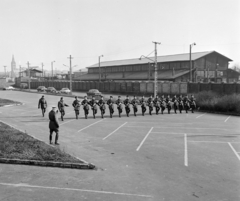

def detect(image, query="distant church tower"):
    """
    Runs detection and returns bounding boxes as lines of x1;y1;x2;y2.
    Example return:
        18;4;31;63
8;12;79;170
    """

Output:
11;55;16;78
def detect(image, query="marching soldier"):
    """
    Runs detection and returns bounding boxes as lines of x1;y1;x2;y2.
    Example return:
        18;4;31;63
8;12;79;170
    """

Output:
160;95;166;114
115;96;123;117
190;94;196;113
178;94;184;113
38;95;47;117
131;95;138;116
123;95;131;117
153;95;161;115
88;96;98;119
107;96;115;118
48;106;60;145
97;96;106;118
58;97;69;121
139;95;147;116
81;96;90;119
72;96;81;119
172;95;178;114
166;95;172;114
147;95;154;115
183;95;191;113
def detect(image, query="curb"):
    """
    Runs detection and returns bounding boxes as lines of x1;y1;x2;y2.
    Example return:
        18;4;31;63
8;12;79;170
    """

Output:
0;158;96;170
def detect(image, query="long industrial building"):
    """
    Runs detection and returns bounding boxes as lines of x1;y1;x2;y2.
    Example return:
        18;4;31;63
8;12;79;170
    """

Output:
75;51;232;82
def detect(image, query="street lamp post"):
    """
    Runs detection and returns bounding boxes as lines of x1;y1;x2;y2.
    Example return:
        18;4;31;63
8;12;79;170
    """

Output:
63;63;77;95
51;61;55;80
189;43;196;82
99;55;103;82
215;63;219;82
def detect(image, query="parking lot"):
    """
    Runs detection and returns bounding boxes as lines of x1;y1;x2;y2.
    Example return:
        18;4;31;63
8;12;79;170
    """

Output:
0;91;240;201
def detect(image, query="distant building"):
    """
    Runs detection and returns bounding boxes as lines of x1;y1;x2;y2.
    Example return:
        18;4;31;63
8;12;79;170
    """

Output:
77;51;232;82
223;68;240;83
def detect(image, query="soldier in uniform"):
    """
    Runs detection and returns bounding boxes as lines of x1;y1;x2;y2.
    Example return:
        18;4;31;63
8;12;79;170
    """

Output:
88;96;98;119
123;95;131;117
190;94;196;113
107;96;115;118
81;96;89;119
139;95;147;116
72;96;81;119
38;95;47;117
97;96;106;118
183;95;191;113
178;94;184;113
131;95;138;116
115;96;123;117
166;95;172;114
58;97;69;121
147;95;154;115
160;95;166;114
48;106;60;145
172;95;178;114
153;95;161;115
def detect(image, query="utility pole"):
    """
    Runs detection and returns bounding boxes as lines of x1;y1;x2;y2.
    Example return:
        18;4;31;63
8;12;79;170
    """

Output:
42;63;44;78
189;43;196;82
152;41;161;98
51;61;55;80
19;65;21;78
99;55;103;82
27;61;30;90
3;66;7;77
67;55;73;95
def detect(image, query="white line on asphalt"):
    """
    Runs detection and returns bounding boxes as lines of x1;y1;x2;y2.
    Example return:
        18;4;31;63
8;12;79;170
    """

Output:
77;119;104;133
60;119;75;126
136;127;153;151
103;122;128;140
228;142;240;161
224;116;231;123
188;141;228;143
196;113;206;118
151;131;185;135
0;183;153;198
184;134;188;167
151;132;240;136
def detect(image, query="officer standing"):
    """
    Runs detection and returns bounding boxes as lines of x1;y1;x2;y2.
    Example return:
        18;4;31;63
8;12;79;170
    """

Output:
38;95;47;117
115;96;123;117
72;96;81;119
139;95;147;116
89;96;98;119
48;106;60;145
107;96;114;118
81;96;90;119
97;96;106;118
58;97;69;121
123;95;131;117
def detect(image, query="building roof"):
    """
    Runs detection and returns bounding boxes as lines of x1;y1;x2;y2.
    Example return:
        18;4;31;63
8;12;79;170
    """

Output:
74;69;190;81
88;51;232;68
22;69;42;73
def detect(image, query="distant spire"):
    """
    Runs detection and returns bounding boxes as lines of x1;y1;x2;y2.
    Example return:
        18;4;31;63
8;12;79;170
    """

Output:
12;55;15;63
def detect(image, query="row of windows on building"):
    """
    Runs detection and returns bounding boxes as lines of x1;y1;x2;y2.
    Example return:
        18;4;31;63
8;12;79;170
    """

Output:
89;62;191;73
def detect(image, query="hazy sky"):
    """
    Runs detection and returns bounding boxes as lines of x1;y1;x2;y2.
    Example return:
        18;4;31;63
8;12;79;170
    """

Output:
0;0;239;72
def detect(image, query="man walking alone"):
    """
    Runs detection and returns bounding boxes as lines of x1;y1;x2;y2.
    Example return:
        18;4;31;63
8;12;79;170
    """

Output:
49;106;60;145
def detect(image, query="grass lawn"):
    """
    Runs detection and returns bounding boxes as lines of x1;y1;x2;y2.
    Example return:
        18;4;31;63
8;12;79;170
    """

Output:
0;98;21;107
0;122;83;163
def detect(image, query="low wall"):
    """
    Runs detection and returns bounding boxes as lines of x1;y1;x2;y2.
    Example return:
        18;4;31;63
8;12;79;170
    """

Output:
18;81;240;95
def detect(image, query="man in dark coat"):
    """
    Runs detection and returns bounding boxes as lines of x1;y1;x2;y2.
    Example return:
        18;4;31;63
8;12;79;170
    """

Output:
81;96;89;119
107;96;115;118
48;107;59;145
88;96;98;119
97;96;106;118
123;95;131;117
72;96;81;119
115;96;123;117
38;95;47;117
58;97;69;121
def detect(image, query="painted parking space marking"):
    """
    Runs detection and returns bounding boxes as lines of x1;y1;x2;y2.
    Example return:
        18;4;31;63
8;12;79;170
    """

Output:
196;113;206;118
184;134;188;166
188;141;231;143
77;119;104;133
228;142;240;161
103;122;128;140
224;116;231;123
136;127;153;151
60;119;75;126
0;183;153;198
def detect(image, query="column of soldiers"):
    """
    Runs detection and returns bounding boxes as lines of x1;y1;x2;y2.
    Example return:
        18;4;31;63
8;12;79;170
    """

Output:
39;95;196;144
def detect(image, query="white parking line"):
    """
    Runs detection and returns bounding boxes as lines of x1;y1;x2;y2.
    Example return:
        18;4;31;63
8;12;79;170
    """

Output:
77;119;104;133
224;116;231;123
136;127;153;151
188;141;228;143
196;113;206;119
0;183;153;198
184;134;188;167
103;122;128;140
60;119;75;126
228;142;240;161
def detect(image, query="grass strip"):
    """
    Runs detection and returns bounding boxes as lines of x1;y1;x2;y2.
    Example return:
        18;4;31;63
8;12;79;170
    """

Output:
0;98;21;107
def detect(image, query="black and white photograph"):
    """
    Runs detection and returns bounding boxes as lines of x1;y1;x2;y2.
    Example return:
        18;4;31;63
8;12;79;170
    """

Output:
0;0;239;200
